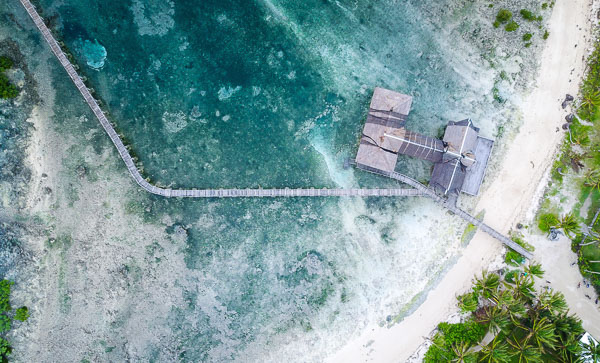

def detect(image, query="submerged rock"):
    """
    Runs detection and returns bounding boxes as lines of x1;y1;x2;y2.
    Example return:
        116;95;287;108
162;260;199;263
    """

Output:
81;39;107;70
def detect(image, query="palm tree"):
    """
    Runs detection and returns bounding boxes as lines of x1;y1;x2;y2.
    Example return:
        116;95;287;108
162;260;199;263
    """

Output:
474;270;500;299
557;213;581;239
524;263;545;279
581;88;600;115
536;290;568;315
477;305;510;334
491;289;515;310
506;299;527;326
580;335;600;363
458;292;479;313
450;341;477;363
480;336;511;363
509;274;536;302
524;316;558;353
507;336;543;363
584;169;600;191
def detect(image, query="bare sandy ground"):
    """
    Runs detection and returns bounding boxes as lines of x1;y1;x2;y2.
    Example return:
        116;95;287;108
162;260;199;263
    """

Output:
328;0;595;361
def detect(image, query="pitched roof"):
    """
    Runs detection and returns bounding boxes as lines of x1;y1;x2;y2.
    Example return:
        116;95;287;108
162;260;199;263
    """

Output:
356;88;414;172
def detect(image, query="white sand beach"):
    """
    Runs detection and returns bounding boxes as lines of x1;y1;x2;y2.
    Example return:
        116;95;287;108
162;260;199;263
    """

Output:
328;0;596;361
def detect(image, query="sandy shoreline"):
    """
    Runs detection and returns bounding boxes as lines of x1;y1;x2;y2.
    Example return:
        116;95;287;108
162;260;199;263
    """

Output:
328;0;595;361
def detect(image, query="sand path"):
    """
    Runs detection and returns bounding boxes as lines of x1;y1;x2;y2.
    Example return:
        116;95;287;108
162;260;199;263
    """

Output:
328;0;595;361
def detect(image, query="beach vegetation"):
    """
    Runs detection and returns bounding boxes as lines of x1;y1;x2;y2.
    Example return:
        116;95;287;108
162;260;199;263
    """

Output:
424;268;587;362
0;279;29;362
523;33;533;41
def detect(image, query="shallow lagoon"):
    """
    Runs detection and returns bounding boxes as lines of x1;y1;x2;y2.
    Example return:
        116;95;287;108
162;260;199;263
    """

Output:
0;0;547;361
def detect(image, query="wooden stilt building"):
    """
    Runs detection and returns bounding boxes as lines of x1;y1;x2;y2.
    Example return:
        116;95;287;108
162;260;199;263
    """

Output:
355;87;494;196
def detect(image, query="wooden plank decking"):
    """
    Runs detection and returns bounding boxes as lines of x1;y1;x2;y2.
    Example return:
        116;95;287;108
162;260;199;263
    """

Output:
18;0;532;259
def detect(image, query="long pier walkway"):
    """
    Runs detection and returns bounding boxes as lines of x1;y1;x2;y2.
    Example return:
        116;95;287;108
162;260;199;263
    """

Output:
19;0;532;258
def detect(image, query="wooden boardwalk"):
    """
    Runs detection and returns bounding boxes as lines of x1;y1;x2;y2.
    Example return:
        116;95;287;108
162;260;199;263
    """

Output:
19;0;532;259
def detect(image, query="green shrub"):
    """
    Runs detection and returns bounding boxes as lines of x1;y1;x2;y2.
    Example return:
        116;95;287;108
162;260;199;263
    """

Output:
523;33;533;41
0;56;18;99
538;213;559;232
14;307;29;322
0;56;13;72
0;279;29;361
520;9;539;21
0;314;10;333
0;74;18;99
493;20;500;28
505;21;520;32
542;3;548;9
438;321;487;346
0;280;12;313
543;30;550;39
424;334;451;362
424;321;487;362
0;338;11;361
496;9;512;23
525;42;532;48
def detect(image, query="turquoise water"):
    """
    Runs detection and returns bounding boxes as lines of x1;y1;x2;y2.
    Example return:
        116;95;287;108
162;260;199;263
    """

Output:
1;0;547;361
